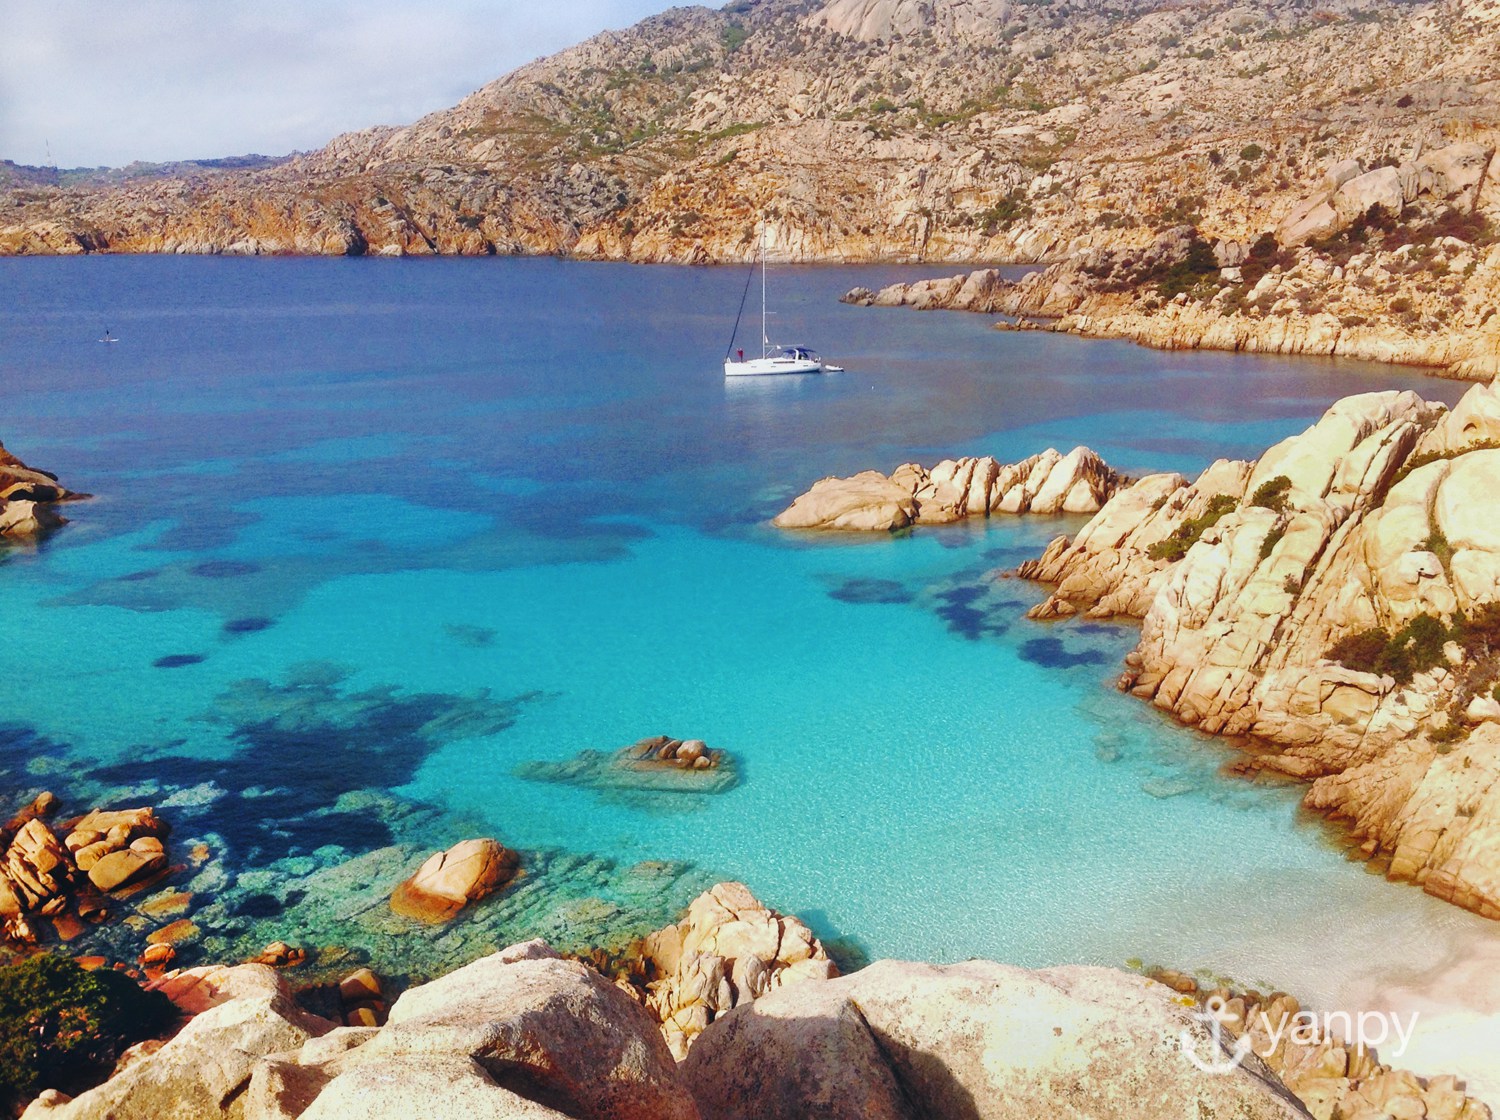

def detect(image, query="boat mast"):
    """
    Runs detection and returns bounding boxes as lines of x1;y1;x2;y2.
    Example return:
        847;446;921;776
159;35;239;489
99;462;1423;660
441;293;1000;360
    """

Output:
761;227;769;358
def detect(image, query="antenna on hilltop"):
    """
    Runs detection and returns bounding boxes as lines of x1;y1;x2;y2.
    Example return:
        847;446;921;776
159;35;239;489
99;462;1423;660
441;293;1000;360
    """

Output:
45;139;55;169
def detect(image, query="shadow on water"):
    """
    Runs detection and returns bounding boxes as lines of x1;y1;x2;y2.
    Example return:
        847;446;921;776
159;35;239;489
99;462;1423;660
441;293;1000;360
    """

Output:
87;662;545;865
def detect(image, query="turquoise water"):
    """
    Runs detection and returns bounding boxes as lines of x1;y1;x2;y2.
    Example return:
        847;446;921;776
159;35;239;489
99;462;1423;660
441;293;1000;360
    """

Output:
0;256;1490;1002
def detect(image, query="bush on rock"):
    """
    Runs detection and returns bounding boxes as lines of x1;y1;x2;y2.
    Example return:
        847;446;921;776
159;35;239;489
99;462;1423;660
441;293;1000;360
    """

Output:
0;954;176;1112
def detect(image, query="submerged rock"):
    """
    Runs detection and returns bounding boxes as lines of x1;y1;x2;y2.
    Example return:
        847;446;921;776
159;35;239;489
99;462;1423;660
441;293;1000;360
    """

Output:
775;448;1129;532
514;737;740;800
389;838;519;924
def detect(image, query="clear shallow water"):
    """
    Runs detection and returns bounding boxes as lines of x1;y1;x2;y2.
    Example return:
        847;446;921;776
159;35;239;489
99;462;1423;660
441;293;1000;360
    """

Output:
0;256;1491;1006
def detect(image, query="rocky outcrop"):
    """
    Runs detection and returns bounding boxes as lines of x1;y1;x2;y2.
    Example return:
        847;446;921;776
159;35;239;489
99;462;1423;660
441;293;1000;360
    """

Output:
388;838;518;924
19;925;1495;1120
1018;383;1500;919
682;958;1308;1120
514;736;739;799
774;447;1128;532
0;797;169;946
30;940;697;1120
853;175;1500;383
0;440;77;542
634;882;838;1059
279;941;698;1120
1278;144;1495;246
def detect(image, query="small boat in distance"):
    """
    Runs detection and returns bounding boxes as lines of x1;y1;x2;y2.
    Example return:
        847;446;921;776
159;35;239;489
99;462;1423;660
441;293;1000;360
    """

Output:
99;327;118;343
724;234;840;377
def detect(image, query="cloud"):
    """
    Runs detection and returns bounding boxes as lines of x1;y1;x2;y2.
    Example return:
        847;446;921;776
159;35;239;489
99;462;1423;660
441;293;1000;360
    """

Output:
0;0;677;168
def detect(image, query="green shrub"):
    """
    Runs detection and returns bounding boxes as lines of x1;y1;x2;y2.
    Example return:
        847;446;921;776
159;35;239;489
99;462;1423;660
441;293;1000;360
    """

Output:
0;955;177;1111
1423;527;1453;568
1259;523;1287;560
1326;628;1390;675
1431;718;1469;746
720;24;749;52
978;188;1034;235
1239;143;1264;161
1390;439;1500;487
1152;234;1221;300
1325;613;1451;684
1250;475;1292;512
1147;494;1238;562
1455;603;1500;658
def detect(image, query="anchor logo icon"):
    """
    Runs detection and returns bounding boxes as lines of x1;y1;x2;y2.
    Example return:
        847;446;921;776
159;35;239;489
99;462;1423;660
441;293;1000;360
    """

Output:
1180;996;1253;1075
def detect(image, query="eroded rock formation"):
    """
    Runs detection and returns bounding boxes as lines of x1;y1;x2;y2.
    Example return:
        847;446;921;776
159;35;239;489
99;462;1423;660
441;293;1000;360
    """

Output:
1018;382;1500;919
774;447;1128;531
1;797;169;946
682;959;1309;1120
634;882;837;1059
0;440;76;542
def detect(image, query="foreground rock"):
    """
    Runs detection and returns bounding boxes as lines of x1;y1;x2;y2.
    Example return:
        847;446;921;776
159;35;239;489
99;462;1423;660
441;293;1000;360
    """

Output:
774;447;1128;531
388;838;518;923
683;958;1307;1120
1018;382;1500;919
0;440;78;542
514;736;739;799
633;882;837;1059
19;928;1494;1120
29;940;697;1120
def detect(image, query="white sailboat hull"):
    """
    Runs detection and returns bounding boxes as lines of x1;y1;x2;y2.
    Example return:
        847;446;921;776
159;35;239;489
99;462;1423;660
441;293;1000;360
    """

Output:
724;357;824;377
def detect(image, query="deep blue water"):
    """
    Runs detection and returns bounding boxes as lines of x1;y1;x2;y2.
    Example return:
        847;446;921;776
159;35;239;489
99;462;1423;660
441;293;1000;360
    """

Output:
0;255;1486;1003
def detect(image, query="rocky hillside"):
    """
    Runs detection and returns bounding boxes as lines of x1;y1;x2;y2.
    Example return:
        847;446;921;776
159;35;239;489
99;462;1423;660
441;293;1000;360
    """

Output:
1018;381;1500;922
4;0;1499;272
846;140;1500;379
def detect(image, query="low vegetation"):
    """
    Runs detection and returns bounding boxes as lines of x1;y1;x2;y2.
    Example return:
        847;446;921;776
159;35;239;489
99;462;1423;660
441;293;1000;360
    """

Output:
1390;439;1500;487
1259;523;1287;561
1249;475;1292;512
1324;604;1500;685
1147;493;1238;561
0;955;177;1112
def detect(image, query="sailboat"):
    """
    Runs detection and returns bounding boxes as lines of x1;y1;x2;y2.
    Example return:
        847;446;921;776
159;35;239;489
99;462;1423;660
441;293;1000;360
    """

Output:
723;234;840;377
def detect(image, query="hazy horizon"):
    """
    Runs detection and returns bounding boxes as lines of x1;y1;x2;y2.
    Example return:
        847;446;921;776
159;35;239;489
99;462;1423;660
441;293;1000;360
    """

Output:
0;0;679;169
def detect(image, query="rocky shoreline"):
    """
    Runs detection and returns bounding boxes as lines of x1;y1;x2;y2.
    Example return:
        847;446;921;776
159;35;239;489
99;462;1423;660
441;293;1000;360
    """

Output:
844;143;1500;382
7;869;1492;1120
1014;381;1500;922
0;442;79;543
773;447;1128;532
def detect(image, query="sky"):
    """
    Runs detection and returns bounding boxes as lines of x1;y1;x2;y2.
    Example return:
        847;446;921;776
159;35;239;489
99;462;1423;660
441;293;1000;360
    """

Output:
0;0;679;169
